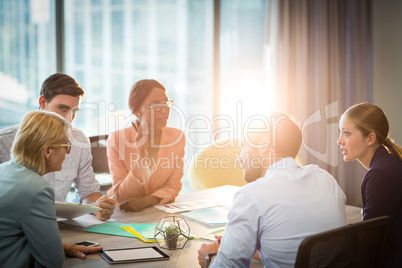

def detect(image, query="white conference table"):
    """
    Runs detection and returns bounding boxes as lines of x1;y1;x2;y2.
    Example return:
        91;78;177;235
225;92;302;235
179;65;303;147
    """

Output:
60;185;362;267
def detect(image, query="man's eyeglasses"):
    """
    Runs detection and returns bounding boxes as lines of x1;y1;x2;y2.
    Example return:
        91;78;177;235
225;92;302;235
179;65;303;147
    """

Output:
52;140;72;153
141;100;174;112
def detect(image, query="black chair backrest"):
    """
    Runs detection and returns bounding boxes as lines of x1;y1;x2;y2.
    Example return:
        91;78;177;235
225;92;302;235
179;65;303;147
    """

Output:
89;135;109;174
294;216;390;268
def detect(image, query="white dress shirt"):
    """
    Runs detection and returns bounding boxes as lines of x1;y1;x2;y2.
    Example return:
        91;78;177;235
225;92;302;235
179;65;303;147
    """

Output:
211;157;347;268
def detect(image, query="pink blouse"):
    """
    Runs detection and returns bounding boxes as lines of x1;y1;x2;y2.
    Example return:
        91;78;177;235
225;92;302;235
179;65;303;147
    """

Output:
107;126;185;204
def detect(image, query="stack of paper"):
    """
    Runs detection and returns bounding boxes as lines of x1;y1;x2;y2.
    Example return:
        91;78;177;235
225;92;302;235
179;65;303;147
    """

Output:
181;207;229;226
55;202;100;219
85;222;196;242
200;227;226;241
121;223;158;243
154;200;220;213
85;222;135;238
58;214;114;227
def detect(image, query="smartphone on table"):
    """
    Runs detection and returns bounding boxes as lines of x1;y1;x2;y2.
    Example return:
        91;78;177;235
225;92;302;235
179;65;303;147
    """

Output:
74;240;100;247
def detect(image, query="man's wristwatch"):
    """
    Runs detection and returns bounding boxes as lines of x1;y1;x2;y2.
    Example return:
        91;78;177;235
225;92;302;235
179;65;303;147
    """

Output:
205;253;217;268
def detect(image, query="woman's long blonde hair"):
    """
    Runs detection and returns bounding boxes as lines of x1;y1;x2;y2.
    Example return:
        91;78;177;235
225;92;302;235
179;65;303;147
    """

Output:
11;111;70;174
342;102;402;160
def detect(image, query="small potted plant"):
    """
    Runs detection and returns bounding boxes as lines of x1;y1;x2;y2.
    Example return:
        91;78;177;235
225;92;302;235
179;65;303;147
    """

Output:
164;223;180;249
154;216;190;250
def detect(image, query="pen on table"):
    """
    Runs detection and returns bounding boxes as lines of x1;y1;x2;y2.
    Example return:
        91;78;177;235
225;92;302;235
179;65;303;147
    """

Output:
90;196;115;206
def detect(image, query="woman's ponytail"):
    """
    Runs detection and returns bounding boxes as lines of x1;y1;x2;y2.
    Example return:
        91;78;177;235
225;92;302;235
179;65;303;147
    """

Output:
384;137;402;160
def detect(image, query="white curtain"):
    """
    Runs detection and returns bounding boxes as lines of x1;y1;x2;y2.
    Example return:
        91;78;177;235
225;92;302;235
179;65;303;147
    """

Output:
267;0;373;206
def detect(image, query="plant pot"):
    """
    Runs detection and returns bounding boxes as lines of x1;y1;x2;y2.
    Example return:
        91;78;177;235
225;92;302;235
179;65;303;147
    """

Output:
165;234;179;249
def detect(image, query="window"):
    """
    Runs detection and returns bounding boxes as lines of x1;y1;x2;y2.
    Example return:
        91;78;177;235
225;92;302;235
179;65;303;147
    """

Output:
0;0;273;191
0;0;56;129
219;0;274;140
64;0;214;145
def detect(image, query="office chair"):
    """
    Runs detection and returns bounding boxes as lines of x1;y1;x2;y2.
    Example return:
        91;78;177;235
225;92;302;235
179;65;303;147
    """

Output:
187;138;246;190
187;138;305;191
89;135;112;192
294;216;390;268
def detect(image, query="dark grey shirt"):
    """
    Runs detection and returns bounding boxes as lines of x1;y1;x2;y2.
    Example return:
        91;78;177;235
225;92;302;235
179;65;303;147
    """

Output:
0;124;18;163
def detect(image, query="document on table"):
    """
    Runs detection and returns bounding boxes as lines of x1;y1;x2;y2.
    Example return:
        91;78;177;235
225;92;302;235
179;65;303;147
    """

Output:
85;222;134;238
85;222;196;241
154;200;220;213
199;227;226;241
55;202;100;219
181;207;229;226
58;214;116;227
121;223;158;243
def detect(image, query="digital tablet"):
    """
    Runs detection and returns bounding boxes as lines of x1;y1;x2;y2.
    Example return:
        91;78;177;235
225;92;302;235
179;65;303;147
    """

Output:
99;246;170;264
55;202;100;219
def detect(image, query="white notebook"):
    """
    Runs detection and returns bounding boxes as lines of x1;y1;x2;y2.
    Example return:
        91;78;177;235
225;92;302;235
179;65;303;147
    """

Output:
55;202;100;219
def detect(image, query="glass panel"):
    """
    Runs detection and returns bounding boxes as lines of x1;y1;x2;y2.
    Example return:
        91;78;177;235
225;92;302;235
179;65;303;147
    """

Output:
219;0;273;140
0;0;272;192
0;0;56;129
64;0;214;144
64;0;214;191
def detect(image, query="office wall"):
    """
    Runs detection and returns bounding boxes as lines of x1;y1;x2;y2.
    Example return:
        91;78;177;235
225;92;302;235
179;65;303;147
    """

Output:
372;0;402;144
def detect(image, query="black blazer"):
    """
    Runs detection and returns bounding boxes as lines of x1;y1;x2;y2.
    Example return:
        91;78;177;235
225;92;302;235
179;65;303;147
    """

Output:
361;146;402;267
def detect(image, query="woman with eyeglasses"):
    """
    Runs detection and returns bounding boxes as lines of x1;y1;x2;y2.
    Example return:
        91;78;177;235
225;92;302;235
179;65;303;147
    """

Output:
0;111;103;267
107;79;185;212
338;102;402;267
